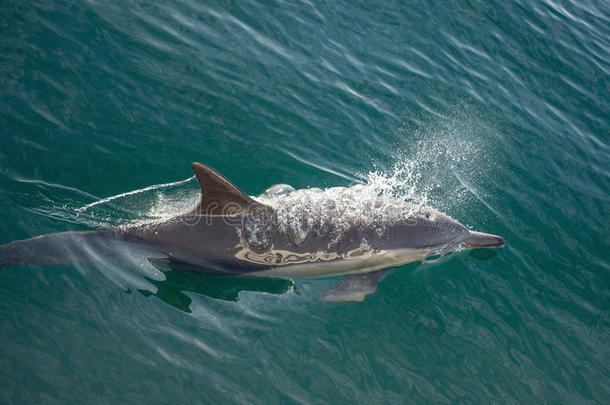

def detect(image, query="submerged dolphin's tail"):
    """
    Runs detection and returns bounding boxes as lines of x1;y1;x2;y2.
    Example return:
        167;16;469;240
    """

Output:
0;231;113;269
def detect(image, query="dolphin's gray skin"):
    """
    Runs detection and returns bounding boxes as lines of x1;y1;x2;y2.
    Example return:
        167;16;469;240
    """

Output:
0;162;505;301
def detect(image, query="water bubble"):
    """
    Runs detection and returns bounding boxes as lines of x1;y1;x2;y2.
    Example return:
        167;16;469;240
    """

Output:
287;203;310;245
360;236;370;248
243;212;273;251
264;184;295;196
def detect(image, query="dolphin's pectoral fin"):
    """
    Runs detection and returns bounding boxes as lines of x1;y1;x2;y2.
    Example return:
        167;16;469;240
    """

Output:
317;269;390;302
148;258;173;271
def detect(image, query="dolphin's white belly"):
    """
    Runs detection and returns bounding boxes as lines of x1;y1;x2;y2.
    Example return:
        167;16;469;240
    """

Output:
249;248;427;279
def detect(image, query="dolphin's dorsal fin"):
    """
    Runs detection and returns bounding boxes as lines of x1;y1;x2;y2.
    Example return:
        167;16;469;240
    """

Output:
186;162;260;216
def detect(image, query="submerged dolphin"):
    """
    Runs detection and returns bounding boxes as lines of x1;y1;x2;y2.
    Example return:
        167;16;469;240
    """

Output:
0;163;505;301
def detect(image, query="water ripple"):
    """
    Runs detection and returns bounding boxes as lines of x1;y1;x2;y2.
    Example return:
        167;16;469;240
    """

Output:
1;0;609;402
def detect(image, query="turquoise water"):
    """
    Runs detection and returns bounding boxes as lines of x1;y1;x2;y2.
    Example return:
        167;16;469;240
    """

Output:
1;0;609;403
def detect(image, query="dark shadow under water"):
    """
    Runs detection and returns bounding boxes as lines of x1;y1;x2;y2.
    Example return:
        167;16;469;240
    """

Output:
139;270;295;312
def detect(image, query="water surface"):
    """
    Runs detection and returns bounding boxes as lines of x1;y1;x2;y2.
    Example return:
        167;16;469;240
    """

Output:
1;0;609;403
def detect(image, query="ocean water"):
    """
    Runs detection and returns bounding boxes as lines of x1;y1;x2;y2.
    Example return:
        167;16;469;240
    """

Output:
1;0;609;403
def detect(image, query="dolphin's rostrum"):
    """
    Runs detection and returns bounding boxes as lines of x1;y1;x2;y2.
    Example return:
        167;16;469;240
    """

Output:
0;162;505;301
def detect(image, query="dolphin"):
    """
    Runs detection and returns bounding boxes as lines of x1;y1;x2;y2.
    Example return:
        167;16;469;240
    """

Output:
0;162;505;301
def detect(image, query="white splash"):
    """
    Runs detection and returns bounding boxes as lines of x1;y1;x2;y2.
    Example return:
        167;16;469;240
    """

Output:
256;170;432;247
78;176;195;212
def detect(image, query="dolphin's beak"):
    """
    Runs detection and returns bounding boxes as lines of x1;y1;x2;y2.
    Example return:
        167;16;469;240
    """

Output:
461;231;505;249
